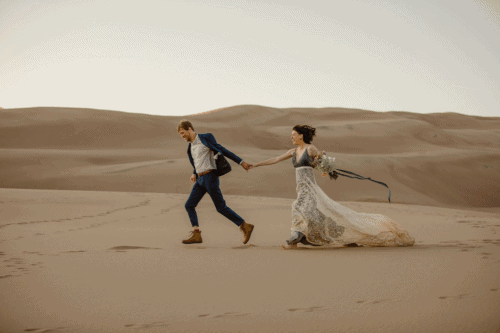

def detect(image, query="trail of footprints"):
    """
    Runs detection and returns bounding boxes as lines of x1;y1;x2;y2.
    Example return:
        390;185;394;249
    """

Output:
0;246;167;279
24;327;71;332
190;291;500;321
439;289;498;300
1;252;46;278
288;306;329;312
455;218;500;231
1;199;151;231
438;294;473;300
23;289;500;333
437;217;500;262
124;322;169;329
197;312;250;319
122;313;249;330
438;238;500;265
1;199;173;244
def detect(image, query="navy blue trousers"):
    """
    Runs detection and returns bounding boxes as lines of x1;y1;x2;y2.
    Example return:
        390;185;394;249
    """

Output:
185;171;244;228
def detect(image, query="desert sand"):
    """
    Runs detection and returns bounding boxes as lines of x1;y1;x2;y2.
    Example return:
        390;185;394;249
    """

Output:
1;105;500;332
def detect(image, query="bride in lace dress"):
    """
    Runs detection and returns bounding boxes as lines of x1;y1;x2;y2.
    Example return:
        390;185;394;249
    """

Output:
250;125;415;250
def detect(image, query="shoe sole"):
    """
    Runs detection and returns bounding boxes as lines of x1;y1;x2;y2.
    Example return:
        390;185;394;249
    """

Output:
243;225;254;244
182;240;203;244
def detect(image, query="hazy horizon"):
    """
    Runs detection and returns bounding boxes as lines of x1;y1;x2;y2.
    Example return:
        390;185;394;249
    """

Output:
1;0;499;117
3;104;500;120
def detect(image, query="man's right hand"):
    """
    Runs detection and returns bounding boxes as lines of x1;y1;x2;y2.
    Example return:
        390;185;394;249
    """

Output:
190;175;196;183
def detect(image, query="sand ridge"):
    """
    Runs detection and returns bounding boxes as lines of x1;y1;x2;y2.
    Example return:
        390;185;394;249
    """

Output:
1;105;499;208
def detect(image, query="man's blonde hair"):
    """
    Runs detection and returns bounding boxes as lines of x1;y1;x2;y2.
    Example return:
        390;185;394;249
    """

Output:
177;120;194;132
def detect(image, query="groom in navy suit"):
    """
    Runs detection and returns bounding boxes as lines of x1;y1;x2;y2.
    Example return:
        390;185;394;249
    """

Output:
177;120;254;244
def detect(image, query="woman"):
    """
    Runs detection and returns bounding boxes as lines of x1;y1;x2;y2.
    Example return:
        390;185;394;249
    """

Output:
250;125;415;250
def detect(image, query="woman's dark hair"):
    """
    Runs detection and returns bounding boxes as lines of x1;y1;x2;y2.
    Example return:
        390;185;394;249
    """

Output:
293;125;316;144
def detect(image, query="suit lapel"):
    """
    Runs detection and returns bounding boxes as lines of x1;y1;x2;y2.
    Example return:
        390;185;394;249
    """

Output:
187;142;194;167
199;134;215;152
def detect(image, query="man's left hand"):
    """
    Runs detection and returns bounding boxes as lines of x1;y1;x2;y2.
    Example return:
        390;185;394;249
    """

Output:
241;161;252;171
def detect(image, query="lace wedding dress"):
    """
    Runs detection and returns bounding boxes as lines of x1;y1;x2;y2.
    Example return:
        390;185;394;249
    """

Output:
289;148;415;247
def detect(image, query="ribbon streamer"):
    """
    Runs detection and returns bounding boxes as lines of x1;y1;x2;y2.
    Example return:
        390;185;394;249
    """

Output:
331;169;392;203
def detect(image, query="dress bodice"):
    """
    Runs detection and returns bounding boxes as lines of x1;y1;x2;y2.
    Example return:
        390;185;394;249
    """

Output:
292;146;313;168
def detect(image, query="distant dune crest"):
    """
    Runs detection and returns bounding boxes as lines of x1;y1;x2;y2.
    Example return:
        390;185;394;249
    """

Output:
0;105;499;208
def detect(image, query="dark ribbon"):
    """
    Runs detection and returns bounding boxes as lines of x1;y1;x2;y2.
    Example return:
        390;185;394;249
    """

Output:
329;169;392;203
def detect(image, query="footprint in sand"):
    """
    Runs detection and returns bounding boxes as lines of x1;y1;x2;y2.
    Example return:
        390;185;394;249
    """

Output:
108;246;161;252
481;252;492;259
213;312;249;318
356;299;393;305
288;306;327;312
124;321;168;329
24;327;68;332
460;245;482;249
232;244;257;249
199;312;250;318
438;294;472;300
439;240;460;245
482;239;500;246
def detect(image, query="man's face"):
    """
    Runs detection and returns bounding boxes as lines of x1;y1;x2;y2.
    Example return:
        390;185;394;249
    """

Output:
179;129;190;141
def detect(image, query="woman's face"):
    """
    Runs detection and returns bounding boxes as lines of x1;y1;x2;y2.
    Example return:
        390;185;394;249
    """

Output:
291;130;303;145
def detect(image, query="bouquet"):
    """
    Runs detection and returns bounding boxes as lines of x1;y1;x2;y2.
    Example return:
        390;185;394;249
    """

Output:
312;151;338;180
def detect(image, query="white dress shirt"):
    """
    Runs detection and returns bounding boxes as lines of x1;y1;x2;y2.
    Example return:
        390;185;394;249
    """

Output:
190;134;217;174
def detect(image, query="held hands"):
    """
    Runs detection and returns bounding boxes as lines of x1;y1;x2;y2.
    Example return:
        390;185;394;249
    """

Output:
242;161;260;171
247;162;260;170
241;161;253;172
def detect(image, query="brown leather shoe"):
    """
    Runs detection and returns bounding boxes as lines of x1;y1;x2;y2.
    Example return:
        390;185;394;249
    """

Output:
239;222;254;244
182;230;202;244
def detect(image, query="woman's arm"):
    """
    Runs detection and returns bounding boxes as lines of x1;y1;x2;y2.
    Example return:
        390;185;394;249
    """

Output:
307;145;337;178
307;144;323;169
252;149;295;168
307;144;320;159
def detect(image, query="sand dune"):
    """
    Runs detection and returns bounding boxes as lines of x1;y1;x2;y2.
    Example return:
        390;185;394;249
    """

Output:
1;105;500;332
1;105;499;208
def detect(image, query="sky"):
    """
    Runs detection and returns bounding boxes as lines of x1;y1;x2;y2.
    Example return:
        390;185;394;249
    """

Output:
1;0;499;117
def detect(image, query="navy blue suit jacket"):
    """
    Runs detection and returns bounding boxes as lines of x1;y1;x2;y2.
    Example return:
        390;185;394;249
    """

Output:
187;133;243;177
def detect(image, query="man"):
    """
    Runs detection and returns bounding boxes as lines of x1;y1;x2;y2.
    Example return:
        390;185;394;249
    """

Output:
178;120;254;244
